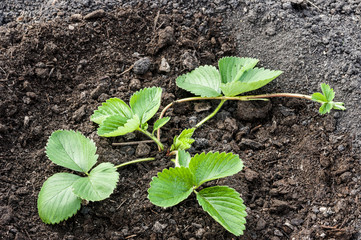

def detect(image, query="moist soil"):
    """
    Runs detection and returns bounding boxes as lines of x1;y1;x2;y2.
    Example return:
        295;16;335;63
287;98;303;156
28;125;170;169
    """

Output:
0;5;359;240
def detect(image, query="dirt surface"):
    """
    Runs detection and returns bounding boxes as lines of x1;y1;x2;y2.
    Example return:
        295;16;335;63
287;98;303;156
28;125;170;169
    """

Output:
0;4;360;240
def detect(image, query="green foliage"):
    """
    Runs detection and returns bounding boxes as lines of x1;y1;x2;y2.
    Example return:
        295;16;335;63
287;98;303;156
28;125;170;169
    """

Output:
91;87;163;137
38;173;81;224
311;83;346;114
90;98;133;125
176;65;221;97
176;56;282;97
45;130;98;173
148;152;246;236
177;150;191;168
189;152;244;187
38;130;119;224
72;162;119;201
170;128;196;151
196;186;247;236
148;167;194;207
97;115;140;137
152;117;170;134
130;87;162;125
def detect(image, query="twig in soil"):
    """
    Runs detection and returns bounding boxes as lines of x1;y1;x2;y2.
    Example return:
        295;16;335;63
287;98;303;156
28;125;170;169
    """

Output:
125;234;137;239
112;139;166;146
250;124;262;134
153;11;160;32
120;64;134;75
116;199;127;210
0;66;6;75
306;0;321;11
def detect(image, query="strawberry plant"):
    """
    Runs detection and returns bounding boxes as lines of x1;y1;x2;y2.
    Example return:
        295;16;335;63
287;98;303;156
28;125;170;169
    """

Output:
38;130;155;224
90;87;169;150
38;56;346;236
148;151;247;236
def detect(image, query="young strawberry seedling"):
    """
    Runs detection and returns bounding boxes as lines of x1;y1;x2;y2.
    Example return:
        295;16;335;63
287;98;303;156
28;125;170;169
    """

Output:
37;130;155;224
39;56;345;236
90;87;169;150
148;151;247;236
157;56;345;142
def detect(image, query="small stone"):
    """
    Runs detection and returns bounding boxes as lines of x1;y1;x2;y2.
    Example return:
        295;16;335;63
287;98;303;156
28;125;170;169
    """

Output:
312;206;320;213
70;14;83;22
337;144;345;151
84;9;105;20
51;105;61;113
181;51;199;70
274;229;283;237
319;207;327;213
195;228;205;238
290;218;304;226
26;92;37;99
224;117;238;132
23;116;30;127
129;78;141;90
35;68;49;79
152;221;167;233
256;218;266;230
72;105;86;122
90;84;107;99
159;57;170;73
194;102;211;112
266;26;276;36
68;25;75;30
135;143;151;157
244;168;259;182
133;57;151;75
189;116;197;126
157;26;174;49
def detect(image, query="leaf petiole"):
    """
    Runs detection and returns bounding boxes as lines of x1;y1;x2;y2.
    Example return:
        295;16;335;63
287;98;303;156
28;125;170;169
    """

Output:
195;99;226;128
138;128;164;151
114;157;156;169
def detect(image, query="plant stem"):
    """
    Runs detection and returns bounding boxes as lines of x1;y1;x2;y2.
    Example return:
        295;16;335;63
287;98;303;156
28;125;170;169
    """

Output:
138;128;164;150
156;93;312;141
173;150;180;167
195;99;226;128
114;157;156;168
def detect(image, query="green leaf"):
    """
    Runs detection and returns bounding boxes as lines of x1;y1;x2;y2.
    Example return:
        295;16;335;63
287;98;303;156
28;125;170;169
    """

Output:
130;87;162;125
46;130;98;173
189;152;243;187
97;115;140;137
38;173;82;224
176;65;221;97
333;102;346;111
170;128;196;151
91;98;133;125
221;68;282;96
152;117;171;134
196;186;247;236
218;57;259;83
72;163;119;201
321;83;335;102
148;167;194;207
319;102;333;115
311;92;327;102
178;150;191;168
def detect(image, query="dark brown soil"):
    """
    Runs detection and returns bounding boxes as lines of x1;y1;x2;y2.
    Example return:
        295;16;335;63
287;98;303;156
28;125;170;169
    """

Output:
0;6;359;240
